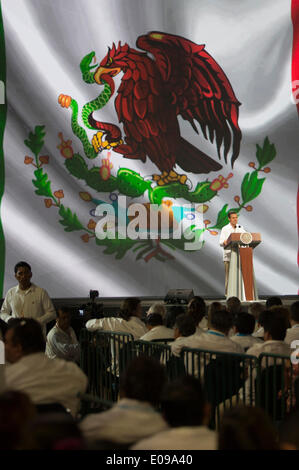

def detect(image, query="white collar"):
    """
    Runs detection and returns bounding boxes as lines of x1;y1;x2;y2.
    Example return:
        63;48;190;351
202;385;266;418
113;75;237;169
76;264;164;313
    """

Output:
16;283;35;294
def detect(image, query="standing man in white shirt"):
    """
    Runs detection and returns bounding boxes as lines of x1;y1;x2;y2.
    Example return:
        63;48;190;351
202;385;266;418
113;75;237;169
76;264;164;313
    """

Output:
219;212;246;296
0;261;56;335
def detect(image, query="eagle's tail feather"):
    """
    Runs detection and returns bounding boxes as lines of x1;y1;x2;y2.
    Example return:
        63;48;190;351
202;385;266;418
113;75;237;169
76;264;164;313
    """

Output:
174;137;222;174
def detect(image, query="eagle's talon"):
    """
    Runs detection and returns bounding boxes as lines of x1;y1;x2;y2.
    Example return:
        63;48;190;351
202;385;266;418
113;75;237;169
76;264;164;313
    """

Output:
92;132;104;153
152;170;188;186
92;132;122;153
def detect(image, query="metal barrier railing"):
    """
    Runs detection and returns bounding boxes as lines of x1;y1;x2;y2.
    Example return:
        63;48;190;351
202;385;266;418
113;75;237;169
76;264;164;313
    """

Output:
79;330;296;425
180;347;258;428
79;329;134;404
256;353;295;422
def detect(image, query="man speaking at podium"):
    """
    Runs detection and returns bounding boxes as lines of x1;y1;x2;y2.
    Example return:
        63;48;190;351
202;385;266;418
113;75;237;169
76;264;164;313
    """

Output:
219;212;246;296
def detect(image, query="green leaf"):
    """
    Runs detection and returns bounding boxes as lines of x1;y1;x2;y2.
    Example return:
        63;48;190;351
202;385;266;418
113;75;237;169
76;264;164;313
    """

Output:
117;169;151;198
65;153;88;179
188;181;217;203
32;168;53;197
58;204;84;232
150;183;189;205
241;171;265;203
256;137;276;167
149;181;217;205
96;236;138;259
85;167;118;192
213;204;230;229
24;125;46;156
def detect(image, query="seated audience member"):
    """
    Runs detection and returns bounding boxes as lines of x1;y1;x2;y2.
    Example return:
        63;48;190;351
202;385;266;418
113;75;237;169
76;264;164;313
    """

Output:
269;305;290;329
146;303;166;320
187;296;207;332
252;309;267;339
0;390;37;450
85;297;147;339
279;409;299;450
247;310;290;358
241;310;291;404
171;314;201;357
218;406;278;450
226;296;241;316
285;301;299;345
46;307;80;362
79;357;168;447
0;261;56;335
231;313;263;350
132;376;216;450
31;412;86;450
191;310;244;354
248;302;265;334
140;314;174;341
165;305;185;329
266;296;282;309
4;318;87;416
207;302;223;329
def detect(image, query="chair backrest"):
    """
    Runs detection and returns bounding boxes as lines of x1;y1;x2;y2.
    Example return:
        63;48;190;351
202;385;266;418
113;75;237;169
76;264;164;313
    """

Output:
204;355;244;407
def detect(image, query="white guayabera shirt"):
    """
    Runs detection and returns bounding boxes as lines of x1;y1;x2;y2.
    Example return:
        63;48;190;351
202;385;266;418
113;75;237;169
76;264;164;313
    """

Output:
284;324;299;345
85;316;147;339
46;324;80;362
219;223;246;261
5;352;88;416
0;283;56;328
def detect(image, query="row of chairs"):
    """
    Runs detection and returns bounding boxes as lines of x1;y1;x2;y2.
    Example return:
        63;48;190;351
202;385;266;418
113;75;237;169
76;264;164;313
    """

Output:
79;329;298;426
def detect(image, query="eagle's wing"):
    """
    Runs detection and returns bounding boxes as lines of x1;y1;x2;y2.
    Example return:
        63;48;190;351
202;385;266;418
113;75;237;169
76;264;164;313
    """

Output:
137;32;242;167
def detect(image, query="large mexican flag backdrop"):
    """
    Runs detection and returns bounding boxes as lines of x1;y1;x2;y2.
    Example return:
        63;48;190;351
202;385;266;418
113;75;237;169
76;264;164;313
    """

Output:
0;0;298;298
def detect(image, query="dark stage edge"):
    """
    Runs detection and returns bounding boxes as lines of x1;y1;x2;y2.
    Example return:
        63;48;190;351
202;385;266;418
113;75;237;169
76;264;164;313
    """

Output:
50;295;299;315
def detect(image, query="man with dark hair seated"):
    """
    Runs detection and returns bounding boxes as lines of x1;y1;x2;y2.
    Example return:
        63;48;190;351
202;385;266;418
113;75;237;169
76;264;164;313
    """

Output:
252;309;267;339
218;406;278;450
4;318;87;416
231;313;263;350
46;307;80;362
85;297;147;339
164;305;185;329
240;309;291;404
265;296;282;309
79;356;168;447
285;301;299;345
171;314;201;357
247;310;290;358
140;314;174;341
226;296;241;316
132;376;216;450
192;310;244;354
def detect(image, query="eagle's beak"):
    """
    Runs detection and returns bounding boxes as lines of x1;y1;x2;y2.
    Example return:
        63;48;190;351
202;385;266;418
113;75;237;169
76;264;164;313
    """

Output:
94;66;121;84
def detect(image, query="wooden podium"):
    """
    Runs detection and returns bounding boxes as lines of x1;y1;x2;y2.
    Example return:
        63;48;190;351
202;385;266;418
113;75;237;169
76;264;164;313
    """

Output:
226;233;261;301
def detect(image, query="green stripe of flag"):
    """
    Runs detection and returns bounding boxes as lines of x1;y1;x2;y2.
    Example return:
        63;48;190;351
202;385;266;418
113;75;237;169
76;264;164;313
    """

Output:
0;0;6;298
